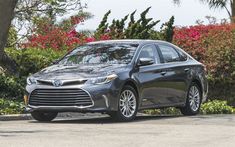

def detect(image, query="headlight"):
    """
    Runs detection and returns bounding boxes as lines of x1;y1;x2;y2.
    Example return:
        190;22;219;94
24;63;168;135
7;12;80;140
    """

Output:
86;74;118;85
27;77;37;85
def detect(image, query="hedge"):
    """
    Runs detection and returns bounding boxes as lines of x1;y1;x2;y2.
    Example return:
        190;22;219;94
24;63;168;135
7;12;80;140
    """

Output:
173;24;235;106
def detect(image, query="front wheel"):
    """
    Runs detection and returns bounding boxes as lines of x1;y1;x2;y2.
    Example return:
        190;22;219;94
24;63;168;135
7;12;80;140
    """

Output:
31;111;58;122
109;85;138;122
180;83;202;115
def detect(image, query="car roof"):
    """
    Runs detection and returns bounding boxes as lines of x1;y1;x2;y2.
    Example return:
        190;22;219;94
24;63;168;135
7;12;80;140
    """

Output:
87;39;195;61
87;39;169;45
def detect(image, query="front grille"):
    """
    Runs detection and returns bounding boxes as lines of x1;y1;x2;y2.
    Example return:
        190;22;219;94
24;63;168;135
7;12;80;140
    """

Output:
37;80;87;86
29;89;93;107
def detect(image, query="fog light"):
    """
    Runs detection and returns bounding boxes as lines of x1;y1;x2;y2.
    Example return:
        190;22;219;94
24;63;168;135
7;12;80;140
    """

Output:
24;95;29;105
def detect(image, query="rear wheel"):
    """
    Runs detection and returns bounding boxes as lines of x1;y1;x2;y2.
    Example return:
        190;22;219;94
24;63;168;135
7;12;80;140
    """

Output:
180;83;201;115
31;111;58;122
109;85;138;122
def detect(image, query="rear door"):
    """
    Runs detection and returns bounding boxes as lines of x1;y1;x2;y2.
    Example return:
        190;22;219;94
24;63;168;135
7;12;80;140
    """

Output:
156;43;190;105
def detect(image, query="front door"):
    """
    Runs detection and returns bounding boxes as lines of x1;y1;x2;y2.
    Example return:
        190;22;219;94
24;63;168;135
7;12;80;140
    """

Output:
135;44;169;108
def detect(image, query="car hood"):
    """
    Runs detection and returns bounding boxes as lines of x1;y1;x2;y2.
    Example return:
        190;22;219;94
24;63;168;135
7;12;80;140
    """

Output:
32;63;128;80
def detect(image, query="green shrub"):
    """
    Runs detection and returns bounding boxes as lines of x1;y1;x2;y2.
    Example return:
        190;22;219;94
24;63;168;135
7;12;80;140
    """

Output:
0;48;66;100
5;47;66;77
0;73;24;100
0;98;24;115
6;26;17;48
95;8;174;41
200;100;234;114
143;107;181;115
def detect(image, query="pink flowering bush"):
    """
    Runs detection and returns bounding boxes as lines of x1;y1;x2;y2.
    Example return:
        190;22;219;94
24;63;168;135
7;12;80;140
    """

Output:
24;16;110;51
173;24;235;105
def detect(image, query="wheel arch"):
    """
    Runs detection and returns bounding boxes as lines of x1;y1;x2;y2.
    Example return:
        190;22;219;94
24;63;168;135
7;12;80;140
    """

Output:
123;80;139;98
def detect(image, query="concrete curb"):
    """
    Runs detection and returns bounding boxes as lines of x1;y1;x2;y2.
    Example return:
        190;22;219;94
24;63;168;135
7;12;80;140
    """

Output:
0;114;32;121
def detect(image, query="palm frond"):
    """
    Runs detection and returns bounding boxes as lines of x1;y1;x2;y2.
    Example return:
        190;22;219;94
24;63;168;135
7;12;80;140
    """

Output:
200;0;229;9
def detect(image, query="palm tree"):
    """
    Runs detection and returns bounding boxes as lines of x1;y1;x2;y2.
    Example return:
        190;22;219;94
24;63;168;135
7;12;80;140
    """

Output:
174;0;235;22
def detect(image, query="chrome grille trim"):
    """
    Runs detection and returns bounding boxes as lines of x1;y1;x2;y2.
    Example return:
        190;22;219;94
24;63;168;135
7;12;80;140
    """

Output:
37;79;87;86
29;88;94;108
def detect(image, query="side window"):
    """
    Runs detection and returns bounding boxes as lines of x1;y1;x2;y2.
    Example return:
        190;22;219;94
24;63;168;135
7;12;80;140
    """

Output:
139;45;159;64
177;50;188;61
158;45;180;63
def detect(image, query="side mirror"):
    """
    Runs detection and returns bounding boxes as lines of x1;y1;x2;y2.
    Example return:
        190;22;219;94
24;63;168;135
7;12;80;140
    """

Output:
137;58;154;66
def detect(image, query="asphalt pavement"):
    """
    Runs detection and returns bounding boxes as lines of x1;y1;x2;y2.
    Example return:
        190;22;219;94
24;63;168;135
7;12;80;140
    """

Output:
0;114;235;147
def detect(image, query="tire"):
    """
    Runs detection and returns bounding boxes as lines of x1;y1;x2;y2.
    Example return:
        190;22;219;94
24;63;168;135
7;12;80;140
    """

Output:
31;111;58;122
109;85;138;122
180;82;202;116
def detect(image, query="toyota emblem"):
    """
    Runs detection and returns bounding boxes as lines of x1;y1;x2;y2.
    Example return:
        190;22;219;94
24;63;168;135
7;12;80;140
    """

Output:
53;79;62;87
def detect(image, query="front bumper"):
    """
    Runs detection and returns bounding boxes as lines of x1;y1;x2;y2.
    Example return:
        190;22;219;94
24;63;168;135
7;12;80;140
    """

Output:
25;82;120;113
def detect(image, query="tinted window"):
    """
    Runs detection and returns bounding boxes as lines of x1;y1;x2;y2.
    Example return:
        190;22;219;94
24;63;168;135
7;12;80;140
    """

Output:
177;50;188;61
158;45;180;63
139;45;159;64
59;43;138;65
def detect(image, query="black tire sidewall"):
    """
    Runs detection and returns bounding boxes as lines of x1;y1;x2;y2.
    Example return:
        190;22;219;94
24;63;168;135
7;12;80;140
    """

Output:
31;111;58;122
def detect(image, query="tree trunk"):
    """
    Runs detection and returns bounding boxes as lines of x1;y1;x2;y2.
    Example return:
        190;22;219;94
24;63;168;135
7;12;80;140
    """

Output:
231;0;235;23
0;0;18;74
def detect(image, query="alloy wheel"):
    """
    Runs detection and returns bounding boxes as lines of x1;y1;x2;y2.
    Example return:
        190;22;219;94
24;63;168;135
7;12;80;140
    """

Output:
188;86;200;111
119;90;137;118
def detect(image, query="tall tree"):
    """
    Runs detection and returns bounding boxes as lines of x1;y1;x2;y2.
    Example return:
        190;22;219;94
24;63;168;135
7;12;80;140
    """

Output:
0;0;18;74
174;0;235;22
0;0;86;74
14;0;87;44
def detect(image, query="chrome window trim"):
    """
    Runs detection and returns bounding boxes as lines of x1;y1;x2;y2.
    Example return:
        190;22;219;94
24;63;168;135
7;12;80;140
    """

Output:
156;43;190;65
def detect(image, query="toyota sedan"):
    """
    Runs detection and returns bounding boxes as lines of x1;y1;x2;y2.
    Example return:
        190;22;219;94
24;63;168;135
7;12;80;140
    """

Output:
25;40;208;122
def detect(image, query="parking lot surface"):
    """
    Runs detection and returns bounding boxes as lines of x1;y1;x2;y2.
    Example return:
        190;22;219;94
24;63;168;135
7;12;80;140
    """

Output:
0;114;235;147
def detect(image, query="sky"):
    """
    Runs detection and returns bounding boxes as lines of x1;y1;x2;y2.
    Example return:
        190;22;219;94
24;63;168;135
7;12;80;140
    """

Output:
75;0;228;31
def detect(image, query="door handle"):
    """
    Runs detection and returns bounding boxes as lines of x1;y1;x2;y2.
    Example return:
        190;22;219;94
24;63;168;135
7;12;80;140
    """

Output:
184;68;190;72
160;71;167;76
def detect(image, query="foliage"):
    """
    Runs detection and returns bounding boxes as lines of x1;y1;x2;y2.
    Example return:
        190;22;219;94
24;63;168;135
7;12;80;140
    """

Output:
6;48;66;77
200;0;232;18
160;16;175;42
0;73;24;100
25;15;84;50
173;24;235;66
6;26;17;47
24;12;99;51
0;47;66;100
200;100;234;114
173;0;234;21
0;98;24;115
24;7;175;51
143;107;181;115
94;7;175;41
143;100;235;115
173;24;235;105
14;0;87;33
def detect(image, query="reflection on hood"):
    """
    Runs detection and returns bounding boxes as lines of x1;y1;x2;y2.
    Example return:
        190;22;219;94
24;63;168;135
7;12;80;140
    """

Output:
33;63;127;80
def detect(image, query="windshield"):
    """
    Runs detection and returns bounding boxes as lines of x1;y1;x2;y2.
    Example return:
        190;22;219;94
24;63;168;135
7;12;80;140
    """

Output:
59;43;139;65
